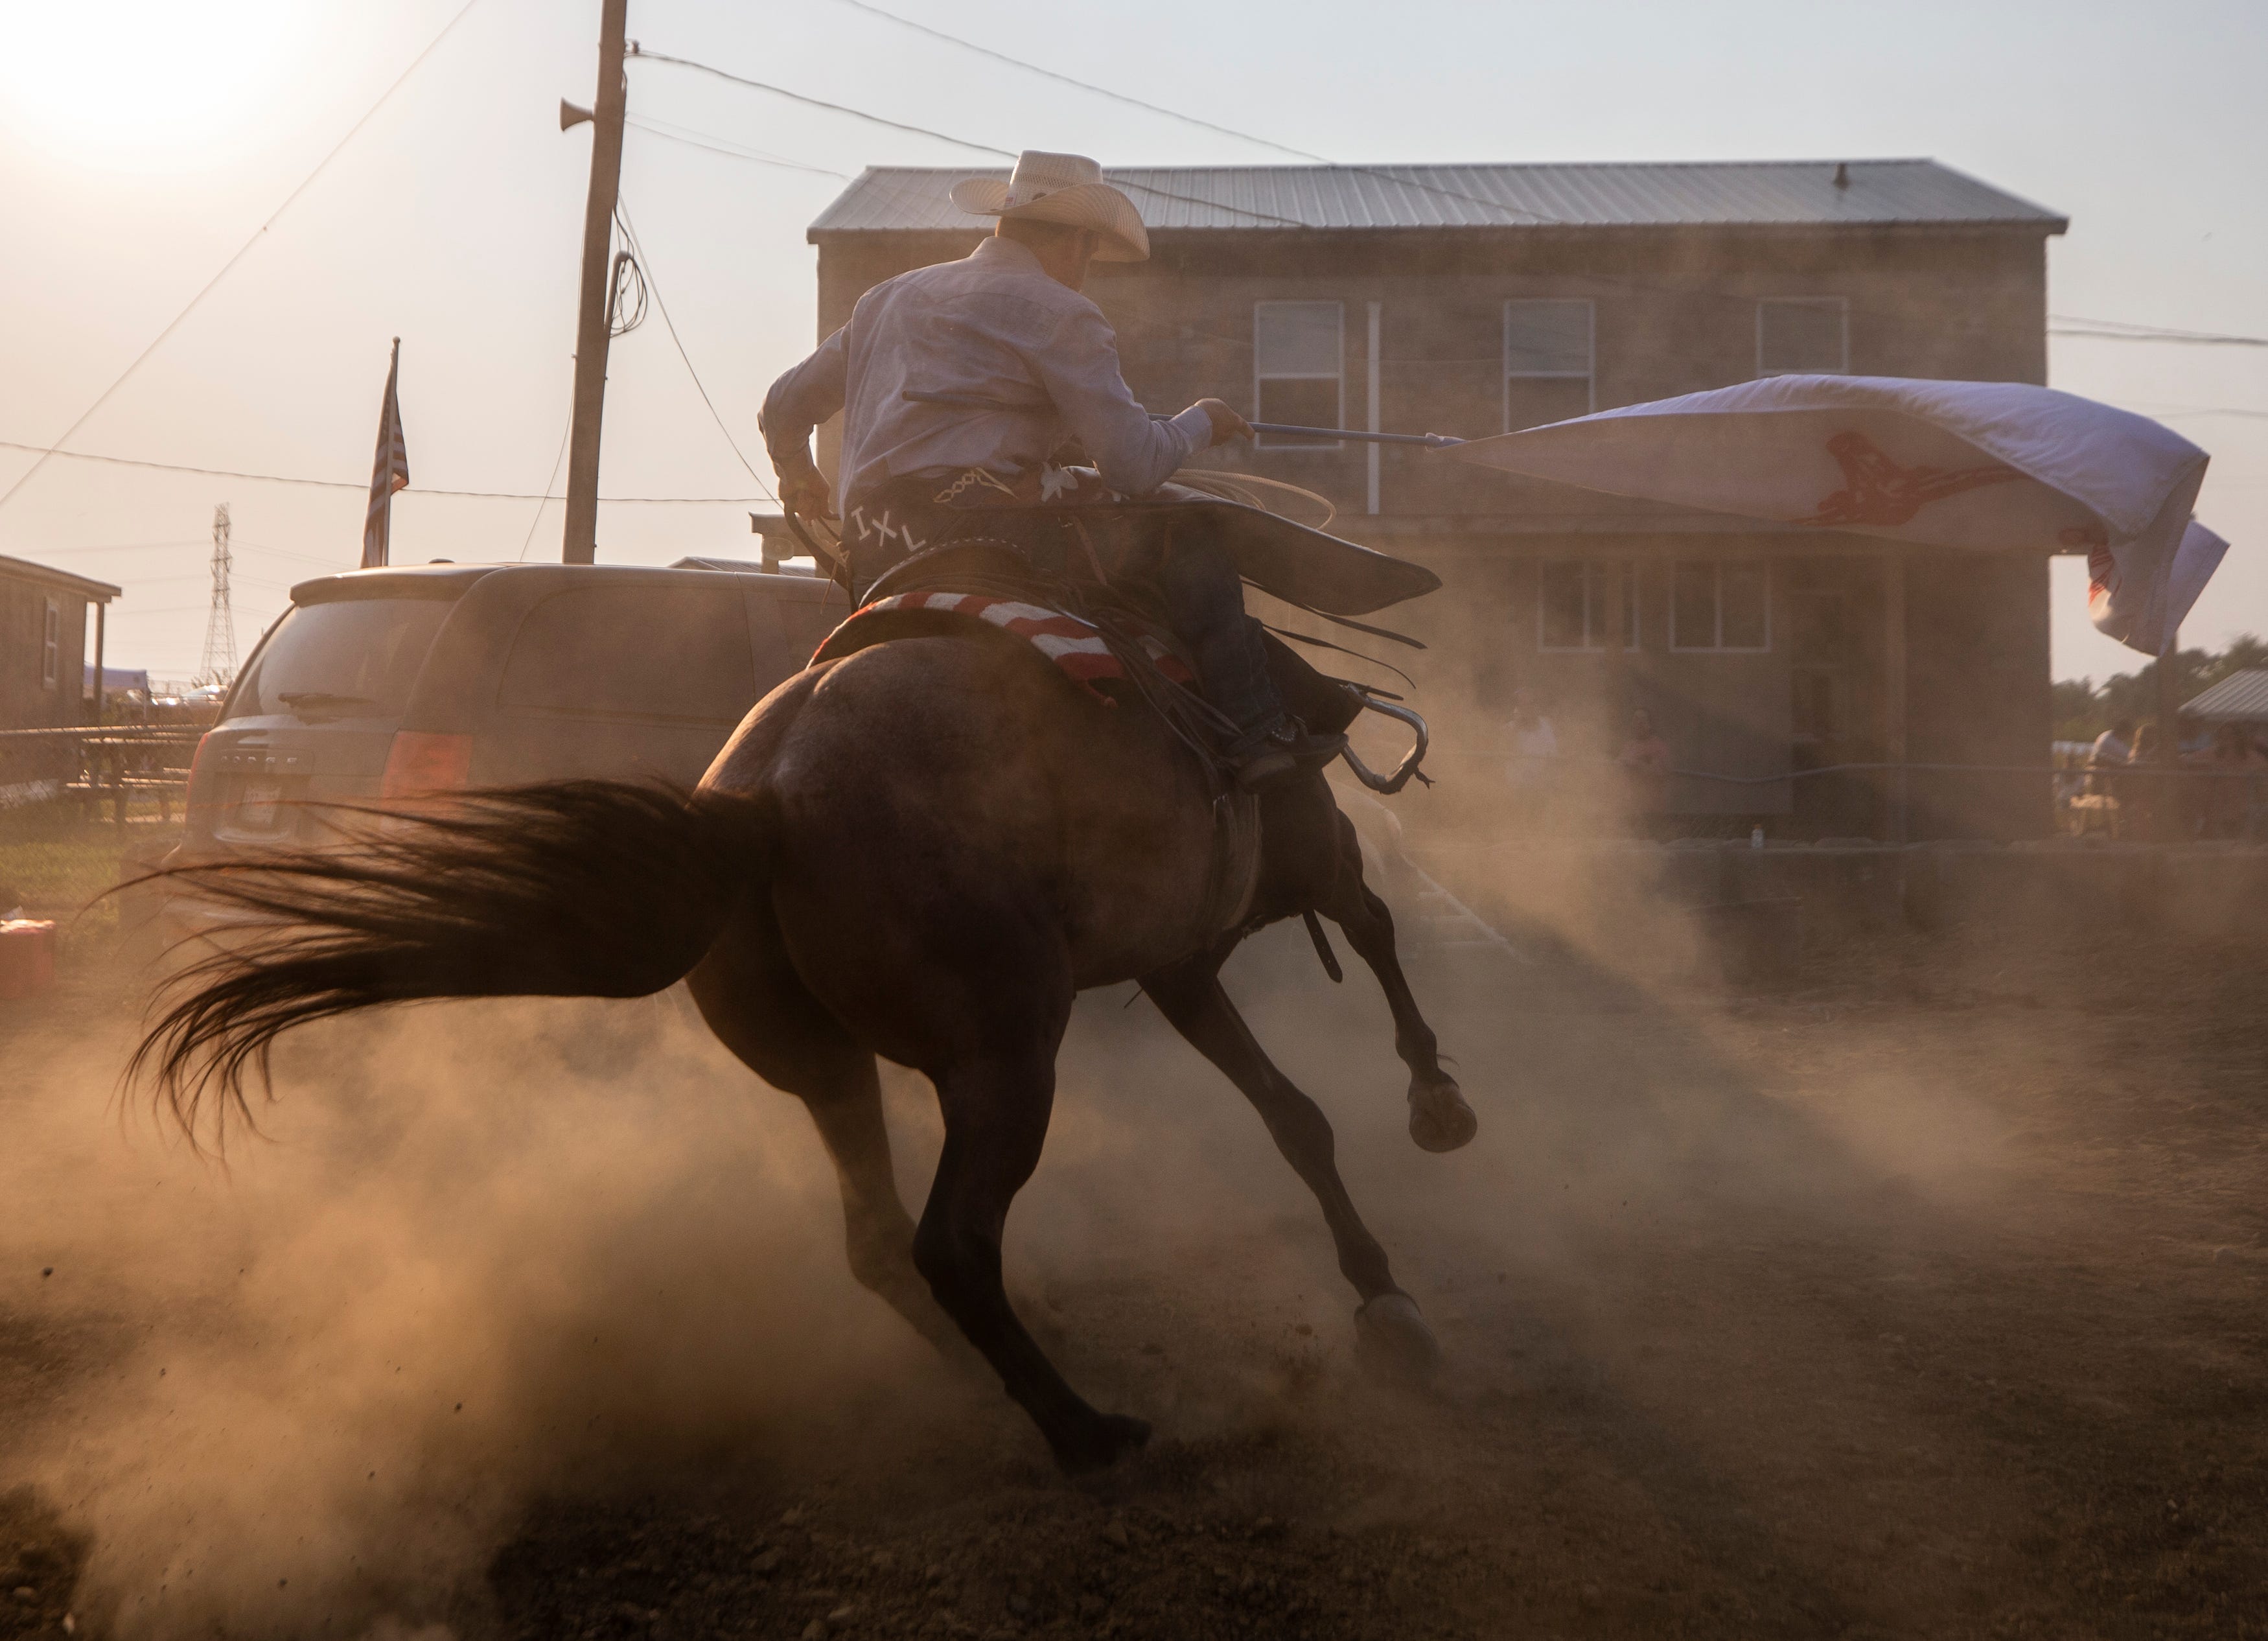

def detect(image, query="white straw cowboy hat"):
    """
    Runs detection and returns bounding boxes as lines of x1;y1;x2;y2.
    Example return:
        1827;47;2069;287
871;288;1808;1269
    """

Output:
949;150;1151;262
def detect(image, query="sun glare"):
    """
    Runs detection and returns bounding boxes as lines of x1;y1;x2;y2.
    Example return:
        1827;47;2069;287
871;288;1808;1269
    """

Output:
0;0;312;169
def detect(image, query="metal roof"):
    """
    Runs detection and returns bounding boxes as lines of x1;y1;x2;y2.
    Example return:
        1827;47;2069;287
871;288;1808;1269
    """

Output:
2184;669;2268;722
810;159;2065;237
0;552;120;601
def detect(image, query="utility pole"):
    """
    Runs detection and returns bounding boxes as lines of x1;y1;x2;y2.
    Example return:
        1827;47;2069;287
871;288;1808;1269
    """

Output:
561;0;629;565
200;503;237;686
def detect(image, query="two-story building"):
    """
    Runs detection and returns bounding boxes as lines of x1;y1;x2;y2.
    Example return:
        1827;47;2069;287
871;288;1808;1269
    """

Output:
802;159;2068;839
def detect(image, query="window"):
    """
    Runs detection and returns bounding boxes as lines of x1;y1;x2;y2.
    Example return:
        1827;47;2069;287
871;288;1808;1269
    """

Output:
1253;301;1343;448
227;598;454;721
1671;561;1770;651
1537;560;1637;651
1757;298;1848;377
1505;299;1595;432
41;598;60;689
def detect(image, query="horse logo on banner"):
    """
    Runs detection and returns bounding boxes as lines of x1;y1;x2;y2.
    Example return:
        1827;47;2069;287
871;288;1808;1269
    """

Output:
1795;430;2024;529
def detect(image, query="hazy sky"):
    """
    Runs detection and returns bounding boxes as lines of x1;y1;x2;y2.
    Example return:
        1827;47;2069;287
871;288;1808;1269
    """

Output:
2;0;2262;683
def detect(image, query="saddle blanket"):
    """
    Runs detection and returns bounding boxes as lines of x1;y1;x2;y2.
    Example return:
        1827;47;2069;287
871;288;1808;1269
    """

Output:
816;590;1194;700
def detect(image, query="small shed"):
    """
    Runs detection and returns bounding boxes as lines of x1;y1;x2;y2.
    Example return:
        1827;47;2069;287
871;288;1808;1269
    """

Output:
2;553;120;732
2183;669;2268;727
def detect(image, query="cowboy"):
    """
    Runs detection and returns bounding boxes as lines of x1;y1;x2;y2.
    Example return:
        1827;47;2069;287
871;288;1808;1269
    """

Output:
759;150;1341;789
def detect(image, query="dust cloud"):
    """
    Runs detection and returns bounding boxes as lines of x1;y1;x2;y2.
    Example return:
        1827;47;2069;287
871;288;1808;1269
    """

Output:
5;989;940;1637
6;843;2237;1638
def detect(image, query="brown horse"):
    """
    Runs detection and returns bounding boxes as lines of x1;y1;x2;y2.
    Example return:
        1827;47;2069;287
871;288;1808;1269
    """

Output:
136;628;1477;1472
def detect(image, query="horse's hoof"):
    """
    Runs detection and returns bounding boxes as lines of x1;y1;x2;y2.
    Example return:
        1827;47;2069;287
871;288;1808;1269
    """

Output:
1408;1078;1477;1153
1354;1292;1442;1384
1052;1411;1152;1475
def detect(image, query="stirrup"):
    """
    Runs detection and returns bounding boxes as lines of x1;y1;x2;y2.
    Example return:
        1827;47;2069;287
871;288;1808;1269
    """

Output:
1338;690;1431;795
1231;724;1346;791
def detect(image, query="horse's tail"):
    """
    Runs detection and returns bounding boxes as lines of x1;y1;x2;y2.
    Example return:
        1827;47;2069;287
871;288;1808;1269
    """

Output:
130;780;769;1142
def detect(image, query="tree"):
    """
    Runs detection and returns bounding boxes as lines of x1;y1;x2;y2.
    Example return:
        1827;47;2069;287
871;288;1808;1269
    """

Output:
2054;634;2266;745
2052;678;2103;743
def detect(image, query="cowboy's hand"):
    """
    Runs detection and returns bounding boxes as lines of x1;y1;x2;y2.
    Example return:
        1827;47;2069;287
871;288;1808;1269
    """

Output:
1196;399;1253;447
777;463;834;520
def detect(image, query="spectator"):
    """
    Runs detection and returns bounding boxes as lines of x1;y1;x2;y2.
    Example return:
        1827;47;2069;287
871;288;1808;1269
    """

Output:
2123;722;2161;838
1616;707;1673;836
1503;688;1559;832
2087;717;2134;797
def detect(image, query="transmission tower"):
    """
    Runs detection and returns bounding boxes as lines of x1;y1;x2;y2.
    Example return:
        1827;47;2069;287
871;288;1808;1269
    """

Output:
198;502;237;686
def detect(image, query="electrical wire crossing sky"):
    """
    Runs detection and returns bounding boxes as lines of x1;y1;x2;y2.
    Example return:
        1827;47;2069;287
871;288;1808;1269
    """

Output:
0;0;2261;681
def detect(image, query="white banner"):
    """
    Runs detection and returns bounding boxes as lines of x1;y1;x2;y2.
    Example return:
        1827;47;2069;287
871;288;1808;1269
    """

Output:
1448;375;2221;657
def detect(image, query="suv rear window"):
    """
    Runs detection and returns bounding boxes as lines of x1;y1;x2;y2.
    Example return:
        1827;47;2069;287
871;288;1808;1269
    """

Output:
499;585;754;722
227;598;453;722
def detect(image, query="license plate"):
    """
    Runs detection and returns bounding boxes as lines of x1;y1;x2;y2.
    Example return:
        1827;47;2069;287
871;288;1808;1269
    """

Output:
236;781;284;829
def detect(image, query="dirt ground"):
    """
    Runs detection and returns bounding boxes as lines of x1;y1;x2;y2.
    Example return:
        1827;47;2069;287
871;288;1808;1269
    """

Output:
3;885;2265;1640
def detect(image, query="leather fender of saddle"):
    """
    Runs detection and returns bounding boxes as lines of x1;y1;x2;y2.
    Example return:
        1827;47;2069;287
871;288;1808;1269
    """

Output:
814;539;1341;946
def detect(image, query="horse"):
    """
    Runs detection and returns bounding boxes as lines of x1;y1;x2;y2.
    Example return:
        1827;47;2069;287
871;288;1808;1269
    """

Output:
134;622;1477;1474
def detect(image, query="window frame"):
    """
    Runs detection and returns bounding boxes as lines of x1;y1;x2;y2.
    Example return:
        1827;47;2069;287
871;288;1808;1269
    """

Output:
41;596;61;690
1252;299;1345;450
1668;560;1772;654
1534;558;1639;653
1755;296;1849;378
1503;298;1597;433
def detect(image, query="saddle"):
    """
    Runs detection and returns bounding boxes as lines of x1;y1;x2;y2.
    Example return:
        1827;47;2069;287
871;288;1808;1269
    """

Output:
809;539;1269;941
804;533;1435;944
823;539;1202;700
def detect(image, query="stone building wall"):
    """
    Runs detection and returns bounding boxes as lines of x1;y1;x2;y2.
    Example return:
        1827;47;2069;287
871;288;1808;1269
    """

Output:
805;222;2057;838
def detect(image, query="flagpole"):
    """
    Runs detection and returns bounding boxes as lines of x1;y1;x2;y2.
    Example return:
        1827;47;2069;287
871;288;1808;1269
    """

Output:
562;0;629;566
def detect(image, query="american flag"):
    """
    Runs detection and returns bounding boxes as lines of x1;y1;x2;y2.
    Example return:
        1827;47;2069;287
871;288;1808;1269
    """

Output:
362;337;410;569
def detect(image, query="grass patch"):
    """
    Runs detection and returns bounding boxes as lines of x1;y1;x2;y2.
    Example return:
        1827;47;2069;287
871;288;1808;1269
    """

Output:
0;800;182;958
0;837;140;913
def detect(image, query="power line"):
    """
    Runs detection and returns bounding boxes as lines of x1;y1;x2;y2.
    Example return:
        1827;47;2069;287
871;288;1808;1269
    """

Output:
0;0;490;517
627;116;850;178
626;47;1315;231
612;202;780;505
631;47;1013;157
518;412;573;561
826;0;1324;161
107;605;271;619
806;4;1572;230
2050;315;2268;347
0;439;766;502
25;539;346;570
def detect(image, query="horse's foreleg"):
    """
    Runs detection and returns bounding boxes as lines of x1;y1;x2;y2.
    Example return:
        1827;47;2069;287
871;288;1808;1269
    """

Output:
1141;954;1441;1378
915;1045;1151;1472
687;916;950;1352
1322;819;1477;1154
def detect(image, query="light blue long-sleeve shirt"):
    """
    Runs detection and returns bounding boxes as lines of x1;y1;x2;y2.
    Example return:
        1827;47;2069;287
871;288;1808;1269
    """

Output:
760;236;1214;507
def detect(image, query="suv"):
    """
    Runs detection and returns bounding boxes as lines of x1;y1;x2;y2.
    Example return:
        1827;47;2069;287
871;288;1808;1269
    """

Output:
179;560;846;861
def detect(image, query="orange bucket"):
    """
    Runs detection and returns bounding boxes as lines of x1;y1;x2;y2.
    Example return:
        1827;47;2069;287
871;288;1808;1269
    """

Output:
0;920;57;999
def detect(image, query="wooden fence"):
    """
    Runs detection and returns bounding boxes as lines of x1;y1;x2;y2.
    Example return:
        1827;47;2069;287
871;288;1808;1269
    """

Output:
0;725;203;824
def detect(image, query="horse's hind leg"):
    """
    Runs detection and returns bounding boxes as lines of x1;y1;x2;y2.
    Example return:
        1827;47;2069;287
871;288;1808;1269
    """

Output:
1321;813;1478;1154
1141;953;1442;1379
916;1042;1152;1473
686;910;951;1353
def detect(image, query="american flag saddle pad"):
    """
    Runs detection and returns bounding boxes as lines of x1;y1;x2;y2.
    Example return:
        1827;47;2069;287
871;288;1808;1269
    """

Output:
811;590;1196;702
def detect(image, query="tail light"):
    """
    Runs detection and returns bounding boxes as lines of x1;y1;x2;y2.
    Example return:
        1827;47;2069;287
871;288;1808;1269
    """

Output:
185;730;217;813
380;732;472;800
